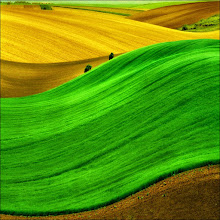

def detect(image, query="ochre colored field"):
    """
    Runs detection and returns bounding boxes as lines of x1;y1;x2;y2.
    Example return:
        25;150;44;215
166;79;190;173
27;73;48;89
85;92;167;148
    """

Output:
61;5;144;15
1;5;219;98
1;5;219;63
129;1;220;29
0;5;41;9
1;54;121;98
1;165;219;220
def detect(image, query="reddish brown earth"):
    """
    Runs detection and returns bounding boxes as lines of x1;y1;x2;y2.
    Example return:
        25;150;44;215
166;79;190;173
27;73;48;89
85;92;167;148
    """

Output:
129;1;220;29
1;164;219;220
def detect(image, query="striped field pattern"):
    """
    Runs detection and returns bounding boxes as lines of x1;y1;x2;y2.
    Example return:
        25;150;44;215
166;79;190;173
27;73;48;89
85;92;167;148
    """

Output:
1;39;219;216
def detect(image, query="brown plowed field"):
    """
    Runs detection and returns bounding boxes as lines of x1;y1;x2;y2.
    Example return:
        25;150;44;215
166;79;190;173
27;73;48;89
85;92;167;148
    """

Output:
129;1;220;29
0;54;121;98
1;5;219;63
1;165;219;220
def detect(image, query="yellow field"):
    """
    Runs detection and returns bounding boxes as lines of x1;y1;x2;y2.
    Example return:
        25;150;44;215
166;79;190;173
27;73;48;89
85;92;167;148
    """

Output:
1;5;219;63
63;6;144;15
1;54;121;97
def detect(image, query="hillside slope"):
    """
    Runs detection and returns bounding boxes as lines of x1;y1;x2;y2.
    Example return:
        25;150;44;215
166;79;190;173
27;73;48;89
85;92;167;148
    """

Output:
1;54;121;98
55;5;144;16
129;1;220;29
1;39;219;216
1;165;219;220
0;5;219;63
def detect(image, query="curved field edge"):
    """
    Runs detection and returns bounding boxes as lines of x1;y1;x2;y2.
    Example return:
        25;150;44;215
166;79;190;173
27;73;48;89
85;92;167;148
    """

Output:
128;1;220;29
48;1;213;10
53;5;142;16
1;164;219;219
1;5;219;63
1;39;220;216
178;14;220;32
129;1;218;9
0;53;123;98
0;161;219;217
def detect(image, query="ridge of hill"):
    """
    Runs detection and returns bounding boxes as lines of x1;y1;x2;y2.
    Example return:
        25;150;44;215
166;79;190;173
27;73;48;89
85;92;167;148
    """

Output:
1;39;219;216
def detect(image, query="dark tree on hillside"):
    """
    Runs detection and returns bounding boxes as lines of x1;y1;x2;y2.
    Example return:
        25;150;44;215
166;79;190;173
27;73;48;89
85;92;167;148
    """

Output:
84;64;92;73
109;52;114;60
182;25;188;31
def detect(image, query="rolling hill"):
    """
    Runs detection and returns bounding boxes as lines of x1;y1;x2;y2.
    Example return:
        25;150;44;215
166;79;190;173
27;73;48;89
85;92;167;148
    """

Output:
54;5;144;16
1;165;219;220
1;54;121;98
1;5;219;63
129;1;220;29
1;39;219;216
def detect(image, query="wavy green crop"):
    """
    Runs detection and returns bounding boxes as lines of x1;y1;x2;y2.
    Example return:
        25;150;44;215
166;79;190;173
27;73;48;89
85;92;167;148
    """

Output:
1;39;219;216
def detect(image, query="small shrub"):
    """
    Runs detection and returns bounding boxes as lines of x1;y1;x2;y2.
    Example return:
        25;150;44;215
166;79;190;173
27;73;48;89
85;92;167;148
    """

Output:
40;4;52;10
84;64;92;73
182;25;188;30
109;52;114;60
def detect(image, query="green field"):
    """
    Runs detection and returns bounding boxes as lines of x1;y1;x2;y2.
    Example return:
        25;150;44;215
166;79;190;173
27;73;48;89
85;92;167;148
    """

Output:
179;14;220;32
48;1;215;9
128;1;203;9
1;39;219;216
1;1;213;9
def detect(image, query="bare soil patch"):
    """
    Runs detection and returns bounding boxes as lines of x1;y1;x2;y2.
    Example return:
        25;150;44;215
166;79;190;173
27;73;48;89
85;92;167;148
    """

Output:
1;164;219;220
129;1;220;29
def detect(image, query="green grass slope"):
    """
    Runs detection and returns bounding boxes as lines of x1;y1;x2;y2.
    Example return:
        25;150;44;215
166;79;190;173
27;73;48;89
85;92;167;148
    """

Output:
50;1;212;9
129;1;203;9
1;39;219;216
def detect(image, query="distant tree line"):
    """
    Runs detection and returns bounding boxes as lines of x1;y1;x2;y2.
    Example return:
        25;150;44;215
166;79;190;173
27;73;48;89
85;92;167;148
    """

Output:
6;1;32;5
